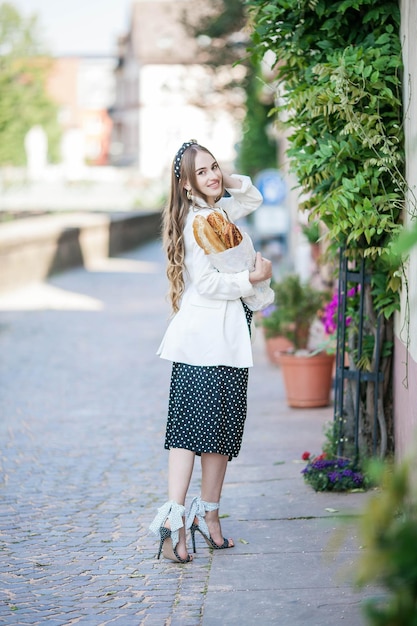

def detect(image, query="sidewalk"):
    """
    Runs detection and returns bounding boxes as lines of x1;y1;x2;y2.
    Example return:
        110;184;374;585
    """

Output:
0;238;377;625
203;329;375;625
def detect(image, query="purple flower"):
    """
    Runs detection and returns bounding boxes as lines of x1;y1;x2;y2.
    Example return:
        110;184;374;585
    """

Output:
301;454;366;491
261;304;277;318
321;286;359;335
352;472;364;484
328;472;340;483
310;458;350;471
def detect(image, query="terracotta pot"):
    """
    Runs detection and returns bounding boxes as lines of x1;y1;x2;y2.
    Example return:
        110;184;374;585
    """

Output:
311;242;321;264
279;352;335;408
265;336;294;365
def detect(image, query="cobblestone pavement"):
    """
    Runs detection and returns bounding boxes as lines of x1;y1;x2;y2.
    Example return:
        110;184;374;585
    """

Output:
0;239;376;626
0;241;213;625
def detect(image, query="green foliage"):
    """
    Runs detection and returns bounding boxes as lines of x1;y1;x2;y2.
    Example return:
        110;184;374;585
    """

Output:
186;0;247;40
258;303;282;339
0;2;61;165
247;0;404;321
183;1;277;175
322;418;344;457
301;220;320;244
391;220;417;260
247;0;404;458
237;66;278;177
182;0;248;66
268;273;329;349
356;458;417;625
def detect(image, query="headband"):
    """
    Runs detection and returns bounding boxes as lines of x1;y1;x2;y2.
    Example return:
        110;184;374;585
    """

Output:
173;139;198;179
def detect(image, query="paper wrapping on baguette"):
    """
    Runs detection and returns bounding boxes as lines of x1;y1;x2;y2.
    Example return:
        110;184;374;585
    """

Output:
206;233;275;312
192;212;274;312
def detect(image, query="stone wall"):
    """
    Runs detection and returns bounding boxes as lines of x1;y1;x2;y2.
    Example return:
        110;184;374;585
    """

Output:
0;211;161;294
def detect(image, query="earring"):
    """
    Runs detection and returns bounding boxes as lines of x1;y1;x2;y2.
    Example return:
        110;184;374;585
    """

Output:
186;189;192;200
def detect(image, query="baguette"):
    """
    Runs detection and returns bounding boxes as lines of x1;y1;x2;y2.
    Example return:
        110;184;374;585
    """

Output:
206;212;228;240
193;215;227;254
206;212;242;248
193;212;243;254
223;222;243;248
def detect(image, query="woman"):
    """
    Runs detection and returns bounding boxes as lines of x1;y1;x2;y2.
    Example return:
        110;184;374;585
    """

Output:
149;140;272;563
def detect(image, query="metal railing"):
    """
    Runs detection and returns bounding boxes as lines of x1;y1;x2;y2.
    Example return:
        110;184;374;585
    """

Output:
333;247;384;460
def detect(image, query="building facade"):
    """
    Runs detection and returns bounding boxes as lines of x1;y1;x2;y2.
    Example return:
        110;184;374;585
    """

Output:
47;56;115;166
109;0;246;183
394;0;417;459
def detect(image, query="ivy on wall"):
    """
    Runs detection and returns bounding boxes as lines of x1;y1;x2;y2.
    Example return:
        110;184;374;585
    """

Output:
247;0;405;456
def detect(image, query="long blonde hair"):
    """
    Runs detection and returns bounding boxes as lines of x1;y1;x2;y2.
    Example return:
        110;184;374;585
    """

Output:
162;142;224;313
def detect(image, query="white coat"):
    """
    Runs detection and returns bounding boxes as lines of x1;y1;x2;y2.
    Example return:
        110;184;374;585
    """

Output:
157;175;263;368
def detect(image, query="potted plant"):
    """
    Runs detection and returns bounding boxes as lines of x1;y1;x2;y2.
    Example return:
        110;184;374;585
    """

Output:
301;220;321;264
271;274;334;408
258;303;294;365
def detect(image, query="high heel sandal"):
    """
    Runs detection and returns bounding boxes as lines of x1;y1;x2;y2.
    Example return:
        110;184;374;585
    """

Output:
186;496;233;552
149;500;192;563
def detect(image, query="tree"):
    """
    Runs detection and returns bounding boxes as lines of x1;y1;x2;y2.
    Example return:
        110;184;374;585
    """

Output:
182;0;248;66
182;0;277;175
0;2;60;165
236;63;278;178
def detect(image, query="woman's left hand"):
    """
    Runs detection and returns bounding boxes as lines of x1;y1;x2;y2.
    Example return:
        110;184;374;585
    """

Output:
249;252;273;284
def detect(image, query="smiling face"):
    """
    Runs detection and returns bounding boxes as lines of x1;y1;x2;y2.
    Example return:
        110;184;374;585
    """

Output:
187;150;223;206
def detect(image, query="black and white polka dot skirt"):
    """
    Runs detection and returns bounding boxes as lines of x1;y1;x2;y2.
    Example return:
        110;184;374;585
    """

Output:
164;302;252;460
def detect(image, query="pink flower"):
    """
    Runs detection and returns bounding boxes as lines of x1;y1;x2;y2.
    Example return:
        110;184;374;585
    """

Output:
321;286;358;335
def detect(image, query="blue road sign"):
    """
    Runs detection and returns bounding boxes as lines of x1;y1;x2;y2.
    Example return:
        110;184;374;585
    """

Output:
255;169;287;206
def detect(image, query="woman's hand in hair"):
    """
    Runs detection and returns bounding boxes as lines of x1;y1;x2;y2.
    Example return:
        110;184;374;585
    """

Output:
222;172;242;189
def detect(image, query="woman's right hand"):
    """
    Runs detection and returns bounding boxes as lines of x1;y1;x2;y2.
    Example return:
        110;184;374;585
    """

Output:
249;252;273;284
